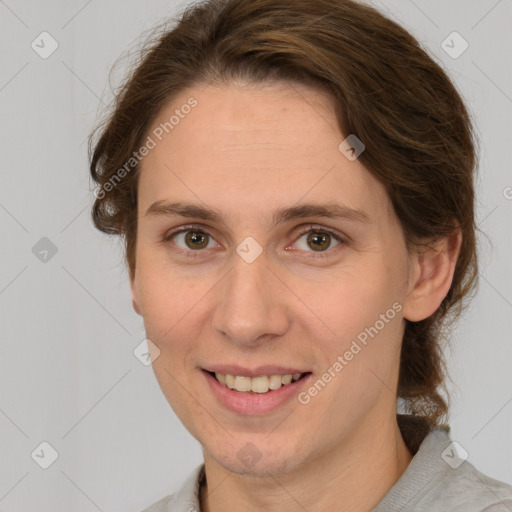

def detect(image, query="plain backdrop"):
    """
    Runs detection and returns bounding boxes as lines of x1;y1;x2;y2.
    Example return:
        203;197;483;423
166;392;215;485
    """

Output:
0;1;511;511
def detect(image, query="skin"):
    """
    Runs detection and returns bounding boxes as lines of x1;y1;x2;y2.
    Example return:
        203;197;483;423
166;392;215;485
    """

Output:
130;81;461;512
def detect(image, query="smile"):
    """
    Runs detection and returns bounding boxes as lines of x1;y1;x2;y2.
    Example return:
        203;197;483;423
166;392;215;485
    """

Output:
212;372;306;393
202;369;312;415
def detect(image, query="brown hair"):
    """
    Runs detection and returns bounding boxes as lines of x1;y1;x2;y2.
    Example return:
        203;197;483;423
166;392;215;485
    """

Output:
89;0;478;444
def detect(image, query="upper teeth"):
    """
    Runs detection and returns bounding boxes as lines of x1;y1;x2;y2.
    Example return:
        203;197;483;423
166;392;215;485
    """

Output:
215;372;303;393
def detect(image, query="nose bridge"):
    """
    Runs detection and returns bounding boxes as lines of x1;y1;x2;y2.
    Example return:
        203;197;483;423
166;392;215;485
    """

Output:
212;249;288;345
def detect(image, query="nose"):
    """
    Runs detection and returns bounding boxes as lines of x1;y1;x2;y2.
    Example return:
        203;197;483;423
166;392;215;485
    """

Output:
211;250;290;347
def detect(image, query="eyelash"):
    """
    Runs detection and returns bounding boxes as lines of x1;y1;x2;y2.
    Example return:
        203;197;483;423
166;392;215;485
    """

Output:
161;223;347;260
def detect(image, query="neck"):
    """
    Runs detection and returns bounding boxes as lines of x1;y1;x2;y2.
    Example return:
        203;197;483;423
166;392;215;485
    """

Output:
200;412;413;512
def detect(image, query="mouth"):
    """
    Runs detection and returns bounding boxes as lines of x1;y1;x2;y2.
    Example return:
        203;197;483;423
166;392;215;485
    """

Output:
201;365;313;415
205;370;311;394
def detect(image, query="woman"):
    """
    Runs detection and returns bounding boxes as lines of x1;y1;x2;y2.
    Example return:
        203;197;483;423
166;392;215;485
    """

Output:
89;0;512;510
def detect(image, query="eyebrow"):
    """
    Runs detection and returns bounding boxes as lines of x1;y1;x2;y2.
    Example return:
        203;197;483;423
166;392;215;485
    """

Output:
144;200;371;226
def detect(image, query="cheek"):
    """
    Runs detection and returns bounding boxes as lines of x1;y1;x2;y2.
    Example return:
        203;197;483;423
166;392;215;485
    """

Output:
137;270;210;416
295;258;406;411
295;267;404;425
302;263;402;343
136;264;208;353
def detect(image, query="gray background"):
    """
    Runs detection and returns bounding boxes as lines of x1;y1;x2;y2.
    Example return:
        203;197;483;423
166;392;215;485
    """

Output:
0;1;511;511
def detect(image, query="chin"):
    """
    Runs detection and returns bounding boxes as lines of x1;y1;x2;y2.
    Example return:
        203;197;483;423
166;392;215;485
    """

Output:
206;440;307;478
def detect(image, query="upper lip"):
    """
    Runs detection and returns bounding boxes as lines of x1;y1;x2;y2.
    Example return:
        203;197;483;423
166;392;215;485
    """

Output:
203;365;309;378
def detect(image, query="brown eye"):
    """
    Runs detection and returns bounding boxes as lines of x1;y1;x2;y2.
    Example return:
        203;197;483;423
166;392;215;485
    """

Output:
306;232;332;251
295;229;341;253
164;226;218;255
290;225;346;259
184;230;210;249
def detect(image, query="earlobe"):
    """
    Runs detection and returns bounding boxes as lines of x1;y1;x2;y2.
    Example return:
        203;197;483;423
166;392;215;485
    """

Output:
402;228;462;322
130;276;142;316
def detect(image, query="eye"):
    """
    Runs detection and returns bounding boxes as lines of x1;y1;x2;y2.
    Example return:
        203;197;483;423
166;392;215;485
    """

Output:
290;224;344;258
162;223;346;260
162;224;219;258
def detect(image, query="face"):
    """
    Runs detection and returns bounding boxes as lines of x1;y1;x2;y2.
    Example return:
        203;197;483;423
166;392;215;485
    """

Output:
131;81;414;477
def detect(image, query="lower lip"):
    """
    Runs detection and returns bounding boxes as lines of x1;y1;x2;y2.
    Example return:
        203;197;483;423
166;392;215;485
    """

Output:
202;370;311;416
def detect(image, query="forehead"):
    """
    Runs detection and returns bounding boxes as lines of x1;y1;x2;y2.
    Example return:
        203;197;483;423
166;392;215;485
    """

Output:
137;81;392;224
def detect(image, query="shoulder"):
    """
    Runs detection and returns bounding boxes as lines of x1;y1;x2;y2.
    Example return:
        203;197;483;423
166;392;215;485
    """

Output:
434;458;512;511
409;428;512;512
423;429;512;511
374;425;512;512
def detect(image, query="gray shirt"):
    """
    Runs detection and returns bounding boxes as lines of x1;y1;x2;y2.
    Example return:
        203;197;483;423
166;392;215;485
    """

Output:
139;427;512;511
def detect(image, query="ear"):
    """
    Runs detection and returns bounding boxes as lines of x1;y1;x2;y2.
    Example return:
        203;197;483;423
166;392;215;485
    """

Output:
130;273;142;316
402;227;462;322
